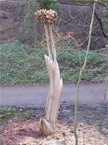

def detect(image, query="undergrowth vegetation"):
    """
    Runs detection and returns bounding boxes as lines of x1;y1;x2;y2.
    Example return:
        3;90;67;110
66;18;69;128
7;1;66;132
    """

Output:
0;40;107;86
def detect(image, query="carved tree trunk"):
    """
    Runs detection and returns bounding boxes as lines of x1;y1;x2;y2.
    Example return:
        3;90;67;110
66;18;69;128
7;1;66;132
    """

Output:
39;24;63;136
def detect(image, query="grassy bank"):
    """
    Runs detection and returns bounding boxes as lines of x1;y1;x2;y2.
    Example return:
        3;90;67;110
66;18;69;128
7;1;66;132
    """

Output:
0;40;107;86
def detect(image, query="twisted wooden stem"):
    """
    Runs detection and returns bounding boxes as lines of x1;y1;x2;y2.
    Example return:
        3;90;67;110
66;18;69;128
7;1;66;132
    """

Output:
49;24;57;61
44;24;52;59
44;24;57;61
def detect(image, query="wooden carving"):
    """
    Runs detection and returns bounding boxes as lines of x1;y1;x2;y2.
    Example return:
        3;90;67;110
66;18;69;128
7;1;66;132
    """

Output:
36;9;63;136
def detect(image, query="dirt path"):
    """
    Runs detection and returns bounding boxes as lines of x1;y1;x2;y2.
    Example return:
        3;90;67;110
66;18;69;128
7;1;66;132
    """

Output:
0;83;108;107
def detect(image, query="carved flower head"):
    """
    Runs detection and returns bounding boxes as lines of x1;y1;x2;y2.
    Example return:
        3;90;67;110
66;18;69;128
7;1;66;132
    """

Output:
35;9;57;24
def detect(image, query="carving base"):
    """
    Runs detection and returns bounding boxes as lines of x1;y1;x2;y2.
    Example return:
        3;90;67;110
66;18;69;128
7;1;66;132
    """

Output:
39;118;55;136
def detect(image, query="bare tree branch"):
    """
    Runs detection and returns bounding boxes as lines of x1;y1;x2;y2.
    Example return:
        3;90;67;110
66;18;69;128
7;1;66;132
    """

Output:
73;1;97;145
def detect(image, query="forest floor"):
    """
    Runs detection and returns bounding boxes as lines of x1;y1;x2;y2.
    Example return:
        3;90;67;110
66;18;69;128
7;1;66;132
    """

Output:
0;83;108;145
0;101;108;145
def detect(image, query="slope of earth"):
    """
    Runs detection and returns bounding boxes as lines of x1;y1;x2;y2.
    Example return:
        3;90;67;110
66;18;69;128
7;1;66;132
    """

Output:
0;1;107;49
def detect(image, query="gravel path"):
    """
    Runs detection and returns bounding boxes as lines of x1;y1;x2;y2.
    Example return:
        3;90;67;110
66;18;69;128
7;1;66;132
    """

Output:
0;83;108;107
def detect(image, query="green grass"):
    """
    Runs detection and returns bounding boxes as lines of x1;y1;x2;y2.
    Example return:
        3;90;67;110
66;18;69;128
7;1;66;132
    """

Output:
0;40;108;85
0;106;38;124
